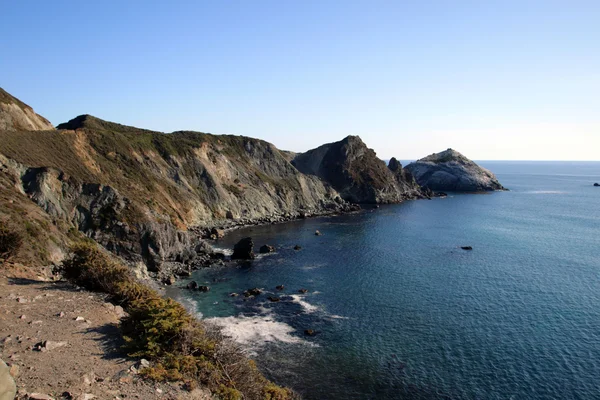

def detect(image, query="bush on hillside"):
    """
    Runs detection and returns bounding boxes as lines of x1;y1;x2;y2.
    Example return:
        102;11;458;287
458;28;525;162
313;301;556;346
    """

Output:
0;224;23;263
61;242;298;400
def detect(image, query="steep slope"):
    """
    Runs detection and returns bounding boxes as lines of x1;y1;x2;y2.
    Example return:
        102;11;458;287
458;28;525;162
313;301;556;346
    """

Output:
0;88;54;131
0;113;352;277
292;136;425;203
405;148;506;191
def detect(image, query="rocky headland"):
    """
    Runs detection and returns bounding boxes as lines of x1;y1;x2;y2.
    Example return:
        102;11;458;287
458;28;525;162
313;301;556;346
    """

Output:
405;148;506;192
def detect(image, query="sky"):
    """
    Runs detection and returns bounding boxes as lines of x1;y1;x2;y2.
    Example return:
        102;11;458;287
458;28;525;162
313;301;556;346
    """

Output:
1;1;599;160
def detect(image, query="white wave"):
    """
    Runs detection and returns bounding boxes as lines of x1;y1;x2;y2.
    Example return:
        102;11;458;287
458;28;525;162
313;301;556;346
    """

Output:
327;314;349;320
289;294;319;313
211;245;233;256
178;295;203;319
205;314;304;347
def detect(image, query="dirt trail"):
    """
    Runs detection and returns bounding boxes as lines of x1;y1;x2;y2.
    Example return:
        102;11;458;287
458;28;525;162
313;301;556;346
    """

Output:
0;275;211;400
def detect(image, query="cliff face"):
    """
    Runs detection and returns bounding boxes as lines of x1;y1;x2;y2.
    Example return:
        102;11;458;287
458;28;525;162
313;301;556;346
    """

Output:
405;148;506;192
292;136;425;203
0;109;352;276
0;88;54;131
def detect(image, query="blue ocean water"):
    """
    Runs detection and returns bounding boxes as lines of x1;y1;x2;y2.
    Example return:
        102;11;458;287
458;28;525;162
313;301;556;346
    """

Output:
168;161;600;399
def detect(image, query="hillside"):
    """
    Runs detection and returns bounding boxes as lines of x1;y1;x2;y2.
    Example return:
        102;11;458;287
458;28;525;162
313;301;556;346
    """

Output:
292;136;426;203
0;88;54;131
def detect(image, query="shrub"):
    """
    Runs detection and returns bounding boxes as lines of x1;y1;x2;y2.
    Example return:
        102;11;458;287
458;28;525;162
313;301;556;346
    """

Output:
0;224;23;263
61;242;298;400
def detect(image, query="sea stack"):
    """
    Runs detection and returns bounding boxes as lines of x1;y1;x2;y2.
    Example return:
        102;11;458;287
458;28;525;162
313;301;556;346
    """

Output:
405;148;506;192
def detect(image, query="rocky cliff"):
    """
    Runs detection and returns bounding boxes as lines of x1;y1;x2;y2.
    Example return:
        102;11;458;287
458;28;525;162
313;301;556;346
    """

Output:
0;88;54;131
292;136;426;203
0;101;355;277
405;148;506;192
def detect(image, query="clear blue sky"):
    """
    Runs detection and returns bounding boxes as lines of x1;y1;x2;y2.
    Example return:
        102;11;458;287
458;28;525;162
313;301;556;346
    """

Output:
2;1;599;160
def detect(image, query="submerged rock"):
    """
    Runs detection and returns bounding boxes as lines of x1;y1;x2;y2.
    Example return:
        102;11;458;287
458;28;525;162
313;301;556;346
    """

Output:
244;288;262;297
231;237;255;260
293;245;302;251
186;281;198;290
405;149;506;192
198;286;210;292
315;230;322;236
259;244;275;254
298;288;308;294
275;285;285;291
304;329;316;336
267;296;280;302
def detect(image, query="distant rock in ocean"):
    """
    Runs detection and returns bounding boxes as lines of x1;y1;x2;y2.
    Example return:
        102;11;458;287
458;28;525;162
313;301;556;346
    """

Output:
594;183;599;187
405;149;506;192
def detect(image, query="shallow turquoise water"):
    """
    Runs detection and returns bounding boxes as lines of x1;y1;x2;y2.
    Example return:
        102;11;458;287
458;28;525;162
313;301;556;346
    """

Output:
169;162;600;399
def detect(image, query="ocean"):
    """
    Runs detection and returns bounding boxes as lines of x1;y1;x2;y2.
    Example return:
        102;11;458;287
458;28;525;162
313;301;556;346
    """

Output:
167;161;600;399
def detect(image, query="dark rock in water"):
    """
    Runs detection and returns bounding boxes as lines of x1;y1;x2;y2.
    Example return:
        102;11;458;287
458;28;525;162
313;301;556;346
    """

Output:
211;252;226;260
275;285;285;291
230;292;239;297
298;288;308;294
436;192;448;197
315;230;322;236
461;246;473;251
405;149;506;192
294;245;302;250
268;296;280;302
259;244;275;253
232;237;255;260
198;286;210;292
186;281;198;290
244;288;262;297
594;183;600;187
304;329;316;336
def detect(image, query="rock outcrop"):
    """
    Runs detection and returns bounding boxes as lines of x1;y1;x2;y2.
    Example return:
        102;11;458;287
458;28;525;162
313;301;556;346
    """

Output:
405;149;506;192
292;136;425;203
0;88;54;131
232;237;255;260
0;359;16;400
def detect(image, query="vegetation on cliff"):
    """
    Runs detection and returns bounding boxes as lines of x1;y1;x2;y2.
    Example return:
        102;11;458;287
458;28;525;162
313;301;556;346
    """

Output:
62;242;297;400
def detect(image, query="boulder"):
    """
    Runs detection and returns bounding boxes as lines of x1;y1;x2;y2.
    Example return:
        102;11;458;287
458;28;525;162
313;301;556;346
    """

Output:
186;281;198;290
405;149;506;192
164;275;176;285
231;237;255;260
0;359;16;400
34;340;68;352
259;244;275;254
210;228;225;238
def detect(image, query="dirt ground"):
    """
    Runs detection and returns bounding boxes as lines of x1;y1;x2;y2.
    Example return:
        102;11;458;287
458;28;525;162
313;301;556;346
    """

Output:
0;269;212;400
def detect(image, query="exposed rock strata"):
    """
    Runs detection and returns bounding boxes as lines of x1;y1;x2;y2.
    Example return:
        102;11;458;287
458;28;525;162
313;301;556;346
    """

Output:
0;88;54;131
405;148;506;192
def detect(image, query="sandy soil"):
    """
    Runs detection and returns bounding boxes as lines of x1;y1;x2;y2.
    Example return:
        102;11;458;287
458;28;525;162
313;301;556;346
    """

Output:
0;272;212;400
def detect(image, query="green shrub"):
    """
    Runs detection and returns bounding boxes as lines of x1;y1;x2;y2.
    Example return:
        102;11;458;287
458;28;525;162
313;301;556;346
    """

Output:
61;242;298;400
0;224;23;262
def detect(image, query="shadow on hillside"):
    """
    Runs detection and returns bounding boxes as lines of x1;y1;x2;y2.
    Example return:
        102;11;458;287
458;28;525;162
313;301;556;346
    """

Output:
83;323;131;363
8;277;85;293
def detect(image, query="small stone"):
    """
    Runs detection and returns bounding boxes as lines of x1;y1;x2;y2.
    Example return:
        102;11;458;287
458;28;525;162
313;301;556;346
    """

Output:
137;359;150;369
9;364;19;377
28;394;55;400
19;315;27;319
35;340;68;351
17;297;28;303
75;316;85;321
460;246;473;251
155;388;163;394
58;312;66;318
